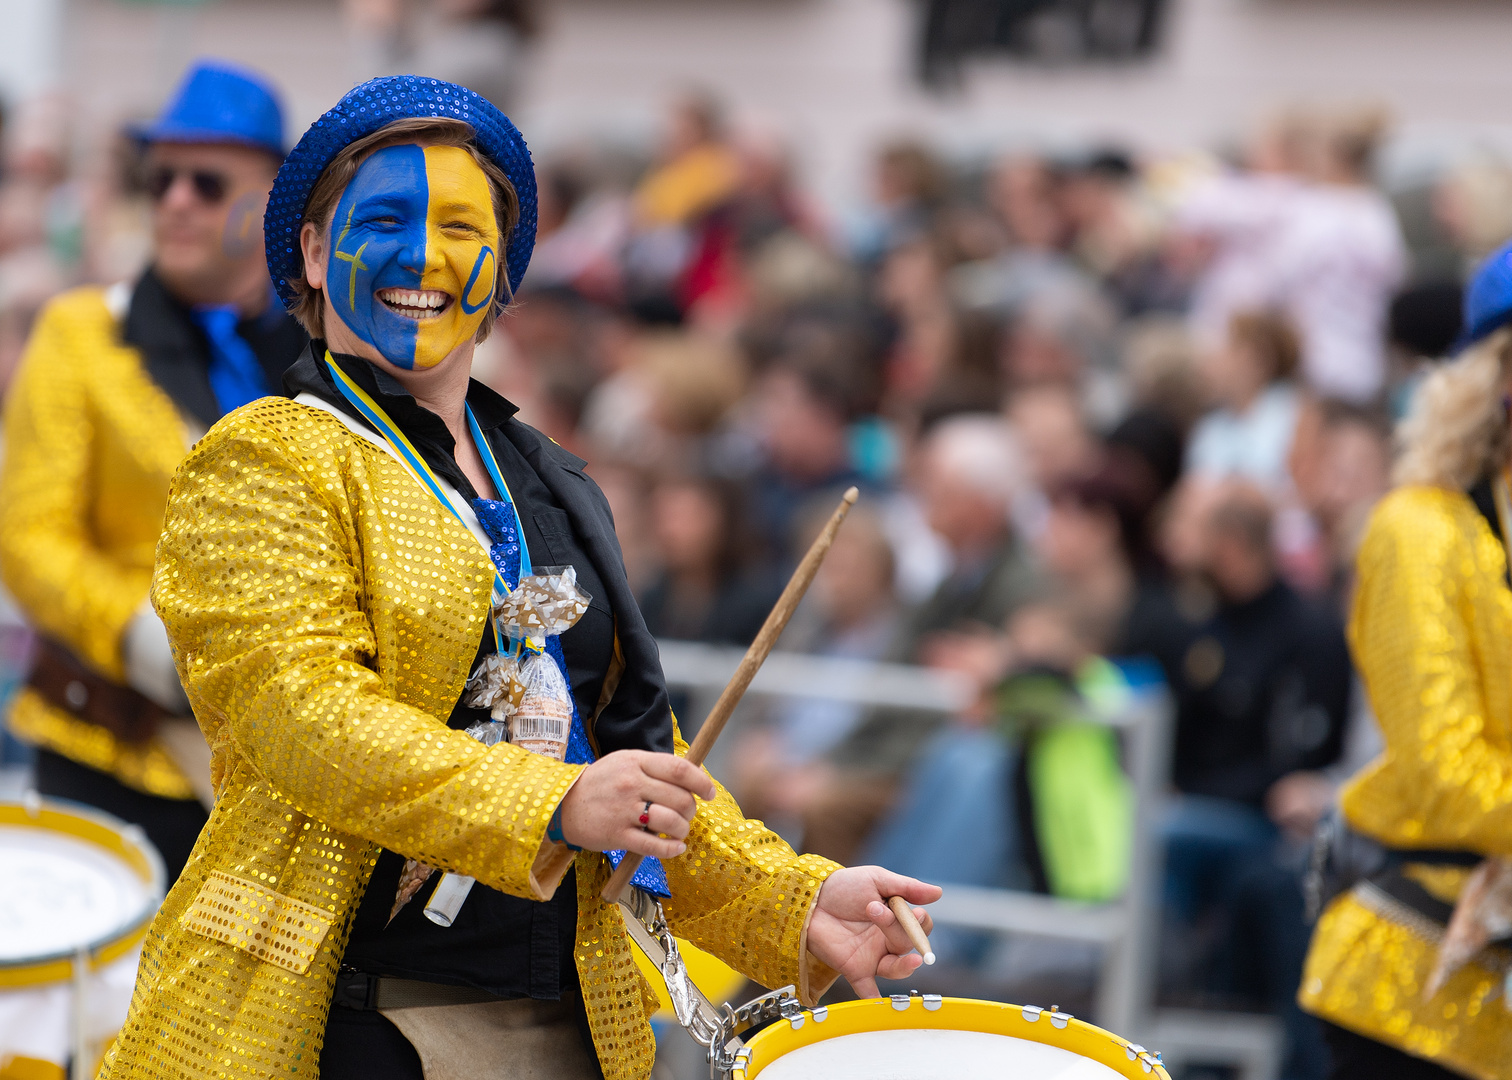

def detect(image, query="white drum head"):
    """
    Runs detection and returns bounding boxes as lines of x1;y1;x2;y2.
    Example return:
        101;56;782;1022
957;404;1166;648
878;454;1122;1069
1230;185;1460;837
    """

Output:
0;823;152;962
755;1029;1126;1080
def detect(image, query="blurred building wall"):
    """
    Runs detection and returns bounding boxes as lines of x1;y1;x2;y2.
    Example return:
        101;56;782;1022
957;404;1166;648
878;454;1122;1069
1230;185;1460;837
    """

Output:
24;0;1512;208
519;0;1512;206
0;0;65;105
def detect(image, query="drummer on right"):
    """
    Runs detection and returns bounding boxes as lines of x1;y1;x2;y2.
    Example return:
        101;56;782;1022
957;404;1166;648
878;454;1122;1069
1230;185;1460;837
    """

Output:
0;59;307;880
1298;245;1512;1078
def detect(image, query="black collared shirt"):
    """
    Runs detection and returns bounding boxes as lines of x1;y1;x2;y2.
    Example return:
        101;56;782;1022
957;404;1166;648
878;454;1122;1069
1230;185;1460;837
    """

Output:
283;345;614;1005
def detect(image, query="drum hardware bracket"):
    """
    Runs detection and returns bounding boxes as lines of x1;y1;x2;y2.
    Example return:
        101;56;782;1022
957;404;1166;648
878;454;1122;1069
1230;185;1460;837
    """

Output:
888;989;943;1012
706;985;805;1078
1021;1002;1074;1028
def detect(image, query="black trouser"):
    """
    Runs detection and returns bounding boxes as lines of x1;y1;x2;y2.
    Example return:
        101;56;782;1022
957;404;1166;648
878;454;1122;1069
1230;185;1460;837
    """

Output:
320;1008;426;1080
1324;1022;1470;1080
35;748;207;883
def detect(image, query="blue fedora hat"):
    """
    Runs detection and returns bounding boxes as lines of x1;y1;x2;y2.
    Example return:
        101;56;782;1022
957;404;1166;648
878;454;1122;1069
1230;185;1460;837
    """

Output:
138;60;285;158
1456;237;1512;352
264;75;537;309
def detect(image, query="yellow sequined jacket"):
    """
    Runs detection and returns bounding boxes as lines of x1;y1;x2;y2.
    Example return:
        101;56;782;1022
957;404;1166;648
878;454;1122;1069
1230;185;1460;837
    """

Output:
100;396;841;1080
0;286;196;798
1299;486;1512;1078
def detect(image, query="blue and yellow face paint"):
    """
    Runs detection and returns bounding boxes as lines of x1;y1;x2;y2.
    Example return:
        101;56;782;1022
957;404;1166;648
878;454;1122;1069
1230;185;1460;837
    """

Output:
326;143;501;370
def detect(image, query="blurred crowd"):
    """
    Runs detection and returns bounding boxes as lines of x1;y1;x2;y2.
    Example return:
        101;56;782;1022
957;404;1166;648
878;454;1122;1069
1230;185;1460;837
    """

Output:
0;80;1507;1078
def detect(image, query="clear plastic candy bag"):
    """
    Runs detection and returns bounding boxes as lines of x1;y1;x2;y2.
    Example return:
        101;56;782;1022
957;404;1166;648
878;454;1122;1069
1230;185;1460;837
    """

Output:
510;650;574;760
492;565;591;651
457;565;591;761
462;652;525;746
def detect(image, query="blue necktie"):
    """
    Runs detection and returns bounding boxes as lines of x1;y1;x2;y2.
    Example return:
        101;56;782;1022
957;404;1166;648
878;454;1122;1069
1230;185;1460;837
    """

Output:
472;498;523;590
192;304;271;416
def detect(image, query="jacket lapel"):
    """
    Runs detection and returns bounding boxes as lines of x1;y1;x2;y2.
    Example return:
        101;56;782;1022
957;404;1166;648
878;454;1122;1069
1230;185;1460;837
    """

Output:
122;269;222;429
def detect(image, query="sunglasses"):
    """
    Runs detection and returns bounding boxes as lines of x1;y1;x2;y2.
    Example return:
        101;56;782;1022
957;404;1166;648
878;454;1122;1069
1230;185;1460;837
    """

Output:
149;167;230;205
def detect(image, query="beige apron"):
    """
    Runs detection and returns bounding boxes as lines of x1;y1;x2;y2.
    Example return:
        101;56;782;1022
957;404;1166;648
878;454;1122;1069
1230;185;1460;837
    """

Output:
379;997;600;1080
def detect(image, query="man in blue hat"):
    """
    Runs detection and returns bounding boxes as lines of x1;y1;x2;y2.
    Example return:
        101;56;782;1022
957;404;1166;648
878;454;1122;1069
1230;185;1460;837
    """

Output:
0;59;308;883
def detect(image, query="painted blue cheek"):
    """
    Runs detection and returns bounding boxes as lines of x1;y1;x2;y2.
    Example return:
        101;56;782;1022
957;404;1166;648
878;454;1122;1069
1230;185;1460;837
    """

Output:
327;144;429;366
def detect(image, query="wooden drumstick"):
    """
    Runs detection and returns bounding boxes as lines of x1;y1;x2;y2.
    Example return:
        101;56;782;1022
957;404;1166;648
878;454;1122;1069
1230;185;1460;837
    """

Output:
601;486;861;903
888;895;936;966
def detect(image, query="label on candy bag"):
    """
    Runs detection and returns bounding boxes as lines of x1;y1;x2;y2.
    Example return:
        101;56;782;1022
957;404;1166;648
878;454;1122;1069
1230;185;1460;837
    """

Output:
511;651;573;760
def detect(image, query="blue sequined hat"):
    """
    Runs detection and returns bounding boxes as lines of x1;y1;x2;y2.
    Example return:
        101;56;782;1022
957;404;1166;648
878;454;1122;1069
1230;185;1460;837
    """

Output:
264;75;537;309
1457;237;1512;352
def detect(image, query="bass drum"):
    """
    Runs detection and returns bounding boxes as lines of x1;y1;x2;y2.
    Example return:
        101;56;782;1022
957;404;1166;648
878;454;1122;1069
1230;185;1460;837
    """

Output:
732;996;1168;1080
0;797;165;1079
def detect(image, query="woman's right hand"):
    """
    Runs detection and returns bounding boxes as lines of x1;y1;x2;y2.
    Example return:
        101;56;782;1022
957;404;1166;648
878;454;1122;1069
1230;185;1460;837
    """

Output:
557;750;717;859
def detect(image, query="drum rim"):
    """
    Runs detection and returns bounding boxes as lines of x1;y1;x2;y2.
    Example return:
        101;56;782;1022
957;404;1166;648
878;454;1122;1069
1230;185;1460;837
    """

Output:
0;797;167;986
732;995;1169;1080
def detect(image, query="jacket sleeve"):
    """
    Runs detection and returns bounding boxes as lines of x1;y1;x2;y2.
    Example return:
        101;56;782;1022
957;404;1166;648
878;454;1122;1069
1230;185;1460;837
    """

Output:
152;410;582;900
0;295;147;676
662;723;842;1007
1343;490;1512;855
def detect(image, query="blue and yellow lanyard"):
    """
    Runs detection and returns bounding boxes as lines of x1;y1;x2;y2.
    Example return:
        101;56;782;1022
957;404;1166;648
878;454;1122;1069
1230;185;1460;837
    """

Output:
323;351;531;654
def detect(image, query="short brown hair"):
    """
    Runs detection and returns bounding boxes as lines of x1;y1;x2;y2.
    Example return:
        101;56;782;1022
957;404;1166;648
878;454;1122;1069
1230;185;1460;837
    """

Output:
1229;310;1301;383
288;116;520;340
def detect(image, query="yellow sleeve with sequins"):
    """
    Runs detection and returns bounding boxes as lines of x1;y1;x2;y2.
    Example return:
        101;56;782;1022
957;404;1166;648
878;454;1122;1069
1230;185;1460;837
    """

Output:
1342;487;1512;855
0;291;150;676
663;725;843;1006
153;410;583;900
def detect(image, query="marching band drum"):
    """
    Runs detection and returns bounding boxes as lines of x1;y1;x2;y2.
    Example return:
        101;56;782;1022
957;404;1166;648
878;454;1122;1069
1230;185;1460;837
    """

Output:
730;995;1169;1080
0;797;164;1080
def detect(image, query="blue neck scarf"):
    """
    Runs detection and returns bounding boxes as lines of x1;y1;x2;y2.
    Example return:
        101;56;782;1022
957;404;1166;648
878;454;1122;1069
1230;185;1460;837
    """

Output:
192;304;271;415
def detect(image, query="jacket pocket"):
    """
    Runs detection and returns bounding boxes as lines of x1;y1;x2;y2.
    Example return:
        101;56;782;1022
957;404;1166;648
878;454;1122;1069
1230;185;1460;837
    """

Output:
180;869;334;974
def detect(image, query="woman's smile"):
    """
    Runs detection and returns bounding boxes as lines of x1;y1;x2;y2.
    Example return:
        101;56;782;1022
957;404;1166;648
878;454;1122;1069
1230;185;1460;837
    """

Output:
376;287;452;320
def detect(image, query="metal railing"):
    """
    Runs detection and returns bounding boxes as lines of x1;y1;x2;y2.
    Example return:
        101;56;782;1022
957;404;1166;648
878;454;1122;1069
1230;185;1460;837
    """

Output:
656;638;1282;1079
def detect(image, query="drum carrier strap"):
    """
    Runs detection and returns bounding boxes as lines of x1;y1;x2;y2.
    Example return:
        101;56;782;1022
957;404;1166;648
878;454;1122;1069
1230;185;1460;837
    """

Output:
617;887;803;1078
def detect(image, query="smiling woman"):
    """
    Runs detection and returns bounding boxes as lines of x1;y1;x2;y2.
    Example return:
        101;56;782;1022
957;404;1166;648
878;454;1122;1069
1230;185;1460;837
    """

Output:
285;115;520;365
98;76;939;1080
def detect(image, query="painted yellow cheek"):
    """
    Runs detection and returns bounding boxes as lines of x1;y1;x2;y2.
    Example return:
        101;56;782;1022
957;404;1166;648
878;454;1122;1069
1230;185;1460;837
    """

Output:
414;145;502;369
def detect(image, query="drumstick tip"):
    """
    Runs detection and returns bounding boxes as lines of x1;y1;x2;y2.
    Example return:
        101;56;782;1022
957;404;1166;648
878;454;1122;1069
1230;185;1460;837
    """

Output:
924;950;936;965
842;486;859;505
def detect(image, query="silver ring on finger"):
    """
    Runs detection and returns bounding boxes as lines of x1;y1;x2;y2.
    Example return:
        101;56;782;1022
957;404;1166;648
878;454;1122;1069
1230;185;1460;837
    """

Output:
639;800;653;833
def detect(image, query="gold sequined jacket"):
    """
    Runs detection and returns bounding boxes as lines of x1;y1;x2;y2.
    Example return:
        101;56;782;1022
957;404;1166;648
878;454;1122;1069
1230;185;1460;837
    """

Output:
100;396;841;1080
0;286;195;797
1299;486;1512;1078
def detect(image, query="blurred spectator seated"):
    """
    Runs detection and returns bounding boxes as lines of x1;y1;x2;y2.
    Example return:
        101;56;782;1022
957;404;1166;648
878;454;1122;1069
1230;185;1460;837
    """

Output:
844;139;947;266
1144;480;1351;1079
747;347;872;563
790;415;1041;865
863;598;1135;966
1038;457;1171;659
637;472;778;648
1276;107;1406;404
1286;398;1393;605
633;91;740;231
1185;310;1302;489
726;505;901;843
624;91;741;322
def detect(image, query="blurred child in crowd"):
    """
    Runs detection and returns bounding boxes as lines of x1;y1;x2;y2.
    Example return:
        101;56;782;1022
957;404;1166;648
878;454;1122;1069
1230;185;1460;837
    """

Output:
1186;309;1303;488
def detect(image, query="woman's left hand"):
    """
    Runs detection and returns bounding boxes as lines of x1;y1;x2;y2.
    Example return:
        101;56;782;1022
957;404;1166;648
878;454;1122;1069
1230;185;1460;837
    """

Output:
806;866;942;997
